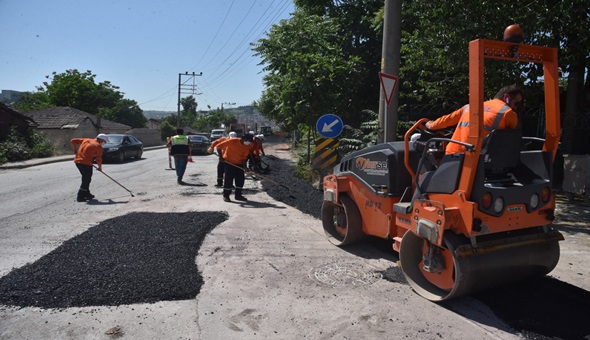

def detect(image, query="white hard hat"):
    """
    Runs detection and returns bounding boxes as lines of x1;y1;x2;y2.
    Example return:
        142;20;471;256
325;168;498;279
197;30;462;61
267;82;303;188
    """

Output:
228;131;237;138
96;133;109;142
249;131;255;135
256;134;265;141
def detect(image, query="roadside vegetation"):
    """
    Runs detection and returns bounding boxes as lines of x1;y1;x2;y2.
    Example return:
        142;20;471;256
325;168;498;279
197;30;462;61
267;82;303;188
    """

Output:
0;127;53;164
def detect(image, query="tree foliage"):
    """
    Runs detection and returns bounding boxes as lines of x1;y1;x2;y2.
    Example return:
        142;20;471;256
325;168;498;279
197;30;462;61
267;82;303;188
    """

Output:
258;0;589;154
253;10;370;131
98;99;146;128
14;69;147;128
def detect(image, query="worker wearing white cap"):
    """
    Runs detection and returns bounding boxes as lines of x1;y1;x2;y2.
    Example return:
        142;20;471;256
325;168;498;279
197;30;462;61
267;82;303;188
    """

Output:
70;134;109;202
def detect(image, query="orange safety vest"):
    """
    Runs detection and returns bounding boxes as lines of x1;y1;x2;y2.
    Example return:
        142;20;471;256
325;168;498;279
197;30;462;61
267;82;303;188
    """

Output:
210;136;229;149
429;99;518;154
214;138;253;164
71;138;103;166
252;137;264;156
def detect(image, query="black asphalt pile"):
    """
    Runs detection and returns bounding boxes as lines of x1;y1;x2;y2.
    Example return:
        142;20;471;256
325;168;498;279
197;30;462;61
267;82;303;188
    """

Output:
0;211;227;308
256;155;324;219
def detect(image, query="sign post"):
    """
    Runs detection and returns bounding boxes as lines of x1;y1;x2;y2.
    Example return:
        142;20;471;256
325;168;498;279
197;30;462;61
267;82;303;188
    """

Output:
379;72;399;142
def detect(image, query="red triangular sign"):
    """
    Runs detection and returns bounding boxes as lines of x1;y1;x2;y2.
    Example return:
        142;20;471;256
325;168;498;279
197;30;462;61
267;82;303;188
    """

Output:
379;72;398;106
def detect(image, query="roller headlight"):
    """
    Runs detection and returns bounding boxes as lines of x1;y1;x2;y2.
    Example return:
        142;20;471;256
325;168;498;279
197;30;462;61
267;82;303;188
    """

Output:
530;193;540;209
493;197;504;213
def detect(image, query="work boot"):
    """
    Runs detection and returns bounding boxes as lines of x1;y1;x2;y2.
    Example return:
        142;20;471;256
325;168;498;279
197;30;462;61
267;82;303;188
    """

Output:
234;195;247;201
178;180;185;185
77;191;88;202
85;192;95;199
223;196;231;202
215;182;223;187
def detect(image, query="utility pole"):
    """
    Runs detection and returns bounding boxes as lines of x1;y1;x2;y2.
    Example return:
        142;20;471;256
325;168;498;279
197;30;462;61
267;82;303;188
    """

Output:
177;72;203;128
378;0;402;143
221;102;236;111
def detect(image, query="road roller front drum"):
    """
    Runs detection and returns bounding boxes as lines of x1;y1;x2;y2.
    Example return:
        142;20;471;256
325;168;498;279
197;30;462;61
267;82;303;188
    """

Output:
400;229;562;301
321;194;364;246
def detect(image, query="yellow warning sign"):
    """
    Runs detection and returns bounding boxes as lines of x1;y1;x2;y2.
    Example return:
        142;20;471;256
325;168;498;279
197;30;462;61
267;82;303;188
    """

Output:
312;138;340;170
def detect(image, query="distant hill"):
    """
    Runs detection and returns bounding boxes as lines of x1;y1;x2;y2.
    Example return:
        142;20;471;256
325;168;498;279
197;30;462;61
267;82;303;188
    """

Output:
143;110;175;119
142;106;279;131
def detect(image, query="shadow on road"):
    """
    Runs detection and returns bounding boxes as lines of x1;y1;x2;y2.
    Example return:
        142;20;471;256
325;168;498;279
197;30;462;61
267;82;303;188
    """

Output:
444;277;590;339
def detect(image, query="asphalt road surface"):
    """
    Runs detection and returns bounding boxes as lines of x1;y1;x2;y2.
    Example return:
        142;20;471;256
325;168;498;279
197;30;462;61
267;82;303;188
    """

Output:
0;142;589;340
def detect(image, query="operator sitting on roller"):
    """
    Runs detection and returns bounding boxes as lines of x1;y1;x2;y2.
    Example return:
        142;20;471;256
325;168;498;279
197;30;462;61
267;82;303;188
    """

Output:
208;133;255;202
209;131;237;187
425;85;523;154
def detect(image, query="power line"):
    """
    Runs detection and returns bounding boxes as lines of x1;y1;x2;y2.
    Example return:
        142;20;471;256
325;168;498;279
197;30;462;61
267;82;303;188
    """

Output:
191;0;237;70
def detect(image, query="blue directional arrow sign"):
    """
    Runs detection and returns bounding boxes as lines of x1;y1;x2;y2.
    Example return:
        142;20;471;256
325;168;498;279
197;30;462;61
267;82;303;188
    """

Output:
316;114;343;138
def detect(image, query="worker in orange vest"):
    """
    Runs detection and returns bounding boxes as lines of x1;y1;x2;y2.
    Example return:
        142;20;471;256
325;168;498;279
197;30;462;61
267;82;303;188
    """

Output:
426;85;523;154
71;134;109;202
248;134;266;172
208;133;254;202
209;131;237;186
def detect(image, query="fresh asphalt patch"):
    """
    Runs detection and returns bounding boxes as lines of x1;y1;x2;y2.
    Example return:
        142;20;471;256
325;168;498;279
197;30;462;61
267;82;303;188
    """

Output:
0;211;227;309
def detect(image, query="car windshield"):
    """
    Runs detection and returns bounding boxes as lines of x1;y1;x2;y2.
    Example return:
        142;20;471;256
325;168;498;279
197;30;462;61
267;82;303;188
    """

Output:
107;135;123;144
190;136;207;142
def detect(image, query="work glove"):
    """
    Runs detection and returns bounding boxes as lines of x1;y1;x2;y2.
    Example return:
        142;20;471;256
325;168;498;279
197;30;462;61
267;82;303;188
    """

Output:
207;148;213;154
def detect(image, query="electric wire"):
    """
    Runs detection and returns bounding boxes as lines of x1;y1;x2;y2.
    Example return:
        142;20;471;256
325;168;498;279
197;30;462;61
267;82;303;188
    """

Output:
196;0;291;104
136;0;293;111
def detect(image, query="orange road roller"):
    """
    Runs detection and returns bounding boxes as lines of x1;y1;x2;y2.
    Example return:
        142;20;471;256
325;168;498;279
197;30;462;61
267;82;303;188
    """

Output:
322;32;563;301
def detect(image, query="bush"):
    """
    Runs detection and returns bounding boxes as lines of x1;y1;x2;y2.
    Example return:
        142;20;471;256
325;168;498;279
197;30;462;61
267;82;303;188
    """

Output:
0;127;54;164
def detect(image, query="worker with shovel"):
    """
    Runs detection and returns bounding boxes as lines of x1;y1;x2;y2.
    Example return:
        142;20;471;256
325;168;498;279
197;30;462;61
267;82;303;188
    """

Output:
209;131;237;187
71;133;108;202
208;133;254;202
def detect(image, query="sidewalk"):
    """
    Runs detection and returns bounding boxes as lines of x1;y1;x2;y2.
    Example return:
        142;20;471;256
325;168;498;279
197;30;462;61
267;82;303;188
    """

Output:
0;155;74;170
0;146;166;170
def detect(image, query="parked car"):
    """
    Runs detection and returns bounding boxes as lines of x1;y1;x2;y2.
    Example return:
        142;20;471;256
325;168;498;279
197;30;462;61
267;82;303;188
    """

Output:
188;135;211;155
210;129;225;141
101;134;143;163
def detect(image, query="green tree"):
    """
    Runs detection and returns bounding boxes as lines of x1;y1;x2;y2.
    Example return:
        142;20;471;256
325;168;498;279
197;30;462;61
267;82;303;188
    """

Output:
160;120;176;141
180;95;198;127
41;69;122;114
192;109;237;132
98;99;146;128
14;69;149;129
12;91;49;112
253;11;364;132
397;1;589;153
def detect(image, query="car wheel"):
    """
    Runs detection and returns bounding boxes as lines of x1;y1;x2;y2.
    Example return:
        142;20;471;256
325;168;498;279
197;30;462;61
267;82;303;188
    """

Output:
117;151;125;163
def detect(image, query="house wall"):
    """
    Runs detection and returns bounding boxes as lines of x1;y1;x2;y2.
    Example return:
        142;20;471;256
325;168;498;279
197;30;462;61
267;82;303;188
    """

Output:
128;128;162;147
0;110;29;134
41;119;129;151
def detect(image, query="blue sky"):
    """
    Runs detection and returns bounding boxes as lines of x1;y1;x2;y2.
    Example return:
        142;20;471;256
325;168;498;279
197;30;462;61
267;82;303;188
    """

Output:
0;0;294;112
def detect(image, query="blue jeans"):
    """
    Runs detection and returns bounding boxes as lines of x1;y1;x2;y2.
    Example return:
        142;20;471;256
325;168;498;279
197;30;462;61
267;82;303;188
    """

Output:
174;156;188;181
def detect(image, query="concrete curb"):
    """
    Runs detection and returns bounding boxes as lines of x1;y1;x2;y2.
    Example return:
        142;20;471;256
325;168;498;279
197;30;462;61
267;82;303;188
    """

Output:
0;146;167;170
